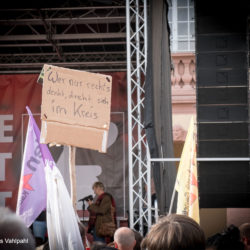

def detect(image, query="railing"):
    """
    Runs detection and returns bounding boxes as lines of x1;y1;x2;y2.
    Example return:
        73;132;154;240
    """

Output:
171;53;196;106
171;53;196;142
171;52;196;88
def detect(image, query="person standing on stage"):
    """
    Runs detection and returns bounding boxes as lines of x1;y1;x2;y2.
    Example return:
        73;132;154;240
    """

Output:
87;182;117;243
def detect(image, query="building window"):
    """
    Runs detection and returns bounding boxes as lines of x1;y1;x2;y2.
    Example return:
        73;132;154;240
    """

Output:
168;0;195;52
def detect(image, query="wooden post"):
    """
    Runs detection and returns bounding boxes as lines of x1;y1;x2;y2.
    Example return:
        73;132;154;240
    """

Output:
69;145;77;212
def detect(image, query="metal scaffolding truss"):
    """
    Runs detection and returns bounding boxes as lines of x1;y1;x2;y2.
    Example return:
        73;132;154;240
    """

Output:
126;0;151;234
0;0;153;234
0;51;128;73
0;3;129;73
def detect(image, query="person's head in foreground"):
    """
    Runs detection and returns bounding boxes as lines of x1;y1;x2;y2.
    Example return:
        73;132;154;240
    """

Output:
206;224;245;250
0;206;35;250
114;227;136;250
239;223;250;250
141;214;206;250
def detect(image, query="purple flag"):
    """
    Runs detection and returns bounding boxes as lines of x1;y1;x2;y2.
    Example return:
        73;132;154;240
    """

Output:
16;106;55;227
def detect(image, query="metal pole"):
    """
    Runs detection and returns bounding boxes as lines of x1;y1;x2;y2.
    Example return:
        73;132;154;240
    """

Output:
144;0;148;70
146;145;152;229
150;157;250;162
144;0;151;230
135;0;143;234
126;0;134;229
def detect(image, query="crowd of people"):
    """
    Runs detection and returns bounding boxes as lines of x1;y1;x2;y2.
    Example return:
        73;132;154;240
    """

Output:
0;182;249;250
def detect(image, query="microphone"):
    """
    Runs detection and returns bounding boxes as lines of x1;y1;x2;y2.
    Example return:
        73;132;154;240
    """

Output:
78;195;93;202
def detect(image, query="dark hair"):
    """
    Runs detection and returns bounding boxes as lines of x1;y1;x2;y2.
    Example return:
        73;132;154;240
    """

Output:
90;241;107;250
0;207;36;250
206;225;245;250
132;229;143;250
141;214;205;250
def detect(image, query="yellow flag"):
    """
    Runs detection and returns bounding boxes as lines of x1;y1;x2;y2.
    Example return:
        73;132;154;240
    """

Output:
175;116;200;224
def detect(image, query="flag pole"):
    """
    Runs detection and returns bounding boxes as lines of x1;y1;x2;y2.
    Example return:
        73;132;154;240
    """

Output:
168;181;177;215
69;145;77;212
168;160;179;215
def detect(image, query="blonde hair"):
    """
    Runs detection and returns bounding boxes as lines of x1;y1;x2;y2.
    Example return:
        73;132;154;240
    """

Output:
141;214;205;250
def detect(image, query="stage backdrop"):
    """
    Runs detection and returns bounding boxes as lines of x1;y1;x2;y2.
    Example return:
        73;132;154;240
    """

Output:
0;72;128;217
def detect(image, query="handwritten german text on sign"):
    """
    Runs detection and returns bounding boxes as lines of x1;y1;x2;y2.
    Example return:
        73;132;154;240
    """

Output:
40;64;112;152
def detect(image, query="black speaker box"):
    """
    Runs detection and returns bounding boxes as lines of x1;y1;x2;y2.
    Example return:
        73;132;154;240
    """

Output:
195;0;250;208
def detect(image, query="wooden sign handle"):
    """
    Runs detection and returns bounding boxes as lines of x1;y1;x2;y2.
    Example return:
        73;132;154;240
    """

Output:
69;145;77;212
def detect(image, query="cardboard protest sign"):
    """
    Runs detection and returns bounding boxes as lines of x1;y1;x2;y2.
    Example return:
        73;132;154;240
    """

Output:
40;64;112;153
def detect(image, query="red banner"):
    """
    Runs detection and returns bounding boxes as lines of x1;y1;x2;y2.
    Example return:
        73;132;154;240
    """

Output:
0;72;127;214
